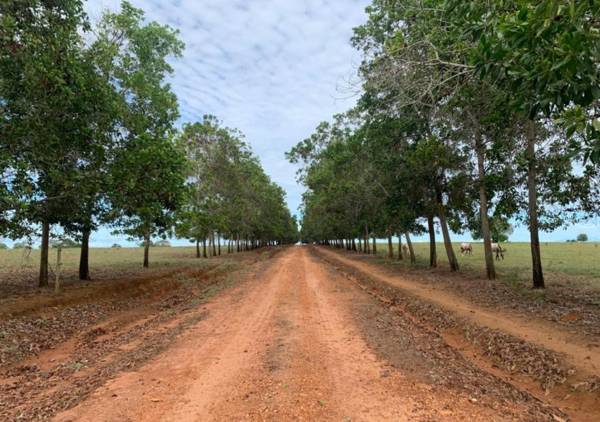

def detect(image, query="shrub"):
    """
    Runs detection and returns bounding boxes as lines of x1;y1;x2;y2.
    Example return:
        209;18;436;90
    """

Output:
51;238;80;248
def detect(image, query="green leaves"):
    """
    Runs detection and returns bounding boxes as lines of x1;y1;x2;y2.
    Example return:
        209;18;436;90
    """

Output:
466;0;600;156
0;0;105;237
176;116;296;246
95;1;186;248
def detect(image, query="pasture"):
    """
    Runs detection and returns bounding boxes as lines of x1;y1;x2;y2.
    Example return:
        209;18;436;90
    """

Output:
4;242;599;283
379;241;600;284
0;246;203;272
0;246;218;298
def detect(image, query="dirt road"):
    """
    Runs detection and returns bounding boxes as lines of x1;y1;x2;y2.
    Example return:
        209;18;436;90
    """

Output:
45;246;592;421
317;247;600;379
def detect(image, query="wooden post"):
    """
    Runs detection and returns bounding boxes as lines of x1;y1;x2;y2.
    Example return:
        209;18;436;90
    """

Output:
54;245;63;294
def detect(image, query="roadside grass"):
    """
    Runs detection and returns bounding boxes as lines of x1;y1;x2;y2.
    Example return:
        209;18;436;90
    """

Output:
373;241;600;289
0;246;246;297
0;246;210;272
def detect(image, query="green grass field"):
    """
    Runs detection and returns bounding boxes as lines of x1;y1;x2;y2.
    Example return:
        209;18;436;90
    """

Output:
0;246;204;272
2;242;599;286
376;241;600;281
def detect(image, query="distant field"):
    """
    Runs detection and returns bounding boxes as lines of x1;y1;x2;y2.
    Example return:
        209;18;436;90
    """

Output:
3;243;600;288
0;246;205;273
376;241;600;281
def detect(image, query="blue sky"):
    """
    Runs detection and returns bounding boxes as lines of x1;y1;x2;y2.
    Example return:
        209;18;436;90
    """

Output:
2;1;598;247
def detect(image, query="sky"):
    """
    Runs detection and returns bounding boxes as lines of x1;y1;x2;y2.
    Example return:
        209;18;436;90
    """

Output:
88;0;368;212
79;0;368;246
78;0;371;247
1;1;598;247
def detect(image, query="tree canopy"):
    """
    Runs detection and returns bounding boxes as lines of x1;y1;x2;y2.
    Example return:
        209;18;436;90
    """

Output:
1;1;297;286
290;0;599;289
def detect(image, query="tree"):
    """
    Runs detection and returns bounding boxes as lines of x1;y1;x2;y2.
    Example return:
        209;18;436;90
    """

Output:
352;0;488;273
458;0;600;161
97;2;186;268
51;238;79;249
446;0;600;287
288;114;385;252
64;28;124;282
349;0;596;288
0;0;114;287
110;134;186;268
577;233;589;242
175;116;239;256
472;217;514;244
177;115;297;256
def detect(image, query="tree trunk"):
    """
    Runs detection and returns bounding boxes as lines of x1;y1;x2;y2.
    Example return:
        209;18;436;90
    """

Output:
196;239;200;258
39;220;50;287
404;231;416;264
79;227;91;280
372;237;377;255
217;233;221;256
143;233;150;268
527;120;545;288
387;234;393;258
203;238;207;258
437;200;459;272
397;233;403;260
352;238;357;251
364;225;370;254
474;131;496;280
427;215;437;268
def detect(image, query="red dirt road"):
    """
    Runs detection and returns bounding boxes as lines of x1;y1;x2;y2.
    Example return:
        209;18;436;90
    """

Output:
51;247;590;421
317;247;600;379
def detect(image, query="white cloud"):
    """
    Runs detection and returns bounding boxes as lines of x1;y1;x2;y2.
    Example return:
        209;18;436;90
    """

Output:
86;0;369;216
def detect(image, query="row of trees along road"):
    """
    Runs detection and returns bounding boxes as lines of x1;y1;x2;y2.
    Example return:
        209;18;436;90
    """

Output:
175;116;298;259
0;1;297;287
289;0;600;289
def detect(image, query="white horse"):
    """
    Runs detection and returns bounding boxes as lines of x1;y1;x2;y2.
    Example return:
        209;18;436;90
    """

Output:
460;242;473;255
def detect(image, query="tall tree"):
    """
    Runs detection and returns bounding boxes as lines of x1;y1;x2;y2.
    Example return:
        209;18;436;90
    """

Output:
0;0;106;286
97;1;186;268
448;0;600;287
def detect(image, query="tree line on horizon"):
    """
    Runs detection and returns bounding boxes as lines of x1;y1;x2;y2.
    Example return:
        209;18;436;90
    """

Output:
0;1;298;287
288;0;600;289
